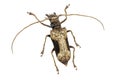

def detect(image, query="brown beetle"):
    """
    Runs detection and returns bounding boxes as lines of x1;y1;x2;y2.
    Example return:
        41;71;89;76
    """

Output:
11;4;104;74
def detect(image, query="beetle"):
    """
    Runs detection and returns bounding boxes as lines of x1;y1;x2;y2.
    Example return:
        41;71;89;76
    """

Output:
11;4;104;74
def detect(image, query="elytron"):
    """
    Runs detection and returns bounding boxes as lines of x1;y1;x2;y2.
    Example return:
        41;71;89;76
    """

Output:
11;4;104;74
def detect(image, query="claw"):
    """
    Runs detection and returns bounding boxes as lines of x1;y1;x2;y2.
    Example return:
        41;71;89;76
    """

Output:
65;4;70;9
40;50;44;57
57;71;59;74
56;68;59;74
76;43;81;48
27;12;34;15
74;65;77;70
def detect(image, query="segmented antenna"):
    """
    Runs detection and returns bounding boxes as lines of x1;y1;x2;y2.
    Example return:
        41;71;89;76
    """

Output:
11;4;104;54
59;14;105;30
11;18;48;54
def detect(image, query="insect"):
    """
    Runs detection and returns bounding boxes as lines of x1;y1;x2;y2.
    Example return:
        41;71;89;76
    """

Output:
11;4;104;74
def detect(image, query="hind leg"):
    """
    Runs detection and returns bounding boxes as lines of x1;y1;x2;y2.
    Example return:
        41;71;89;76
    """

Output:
51;48;59;74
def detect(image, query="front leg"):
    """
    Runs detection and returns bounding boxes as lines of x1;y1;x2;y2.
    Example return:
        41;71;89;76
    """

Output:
67;30;81;48
41;35;50;57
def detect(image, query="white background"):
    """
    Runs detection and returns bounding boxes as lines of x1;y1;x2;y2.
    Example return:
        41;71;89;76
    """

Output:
0;0;120;80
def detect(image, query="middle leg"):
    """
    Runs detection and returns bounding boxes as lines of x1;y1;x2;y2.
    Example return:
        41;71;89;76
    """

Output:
69;46;77;70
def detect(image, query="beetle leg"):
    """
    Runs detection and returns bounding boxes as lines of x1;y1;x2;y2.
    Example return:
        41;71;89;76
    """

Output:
67;30;81;48
41;35;50;57
69;46;77;70
51;48;59;74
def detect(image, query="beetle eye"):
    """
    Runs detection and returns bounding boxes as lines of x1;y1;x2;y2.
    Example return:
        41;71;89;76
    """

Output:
54;12;56;15
46;14;49;17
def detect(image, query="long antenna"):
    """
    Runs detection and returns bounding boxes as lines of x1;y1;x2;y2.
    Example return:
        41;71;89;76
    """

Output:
11;18;48;54
59;14;105;30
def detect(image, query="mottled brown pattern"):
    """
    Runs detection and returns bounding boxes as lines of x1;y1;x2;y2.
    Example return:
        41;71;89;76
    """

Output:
11;4;104;74
50;28;71;65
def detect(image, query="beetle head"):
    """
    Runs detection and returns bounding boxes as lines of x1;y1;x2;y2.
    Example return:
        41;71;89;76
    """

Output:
46;12;61;28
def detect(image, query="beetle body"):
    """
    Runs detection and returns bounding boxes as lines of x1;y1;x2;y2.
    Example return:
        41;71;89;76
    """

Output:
11;4;104;74
50;28;71;65
39;12;79;74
